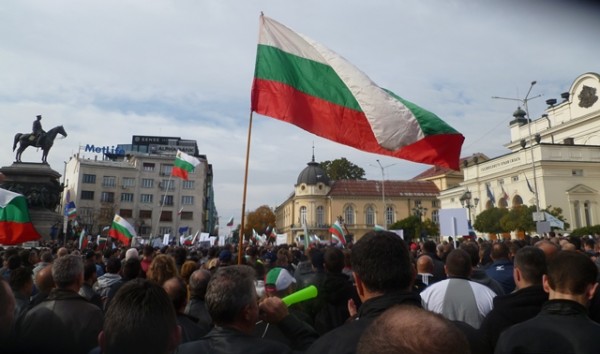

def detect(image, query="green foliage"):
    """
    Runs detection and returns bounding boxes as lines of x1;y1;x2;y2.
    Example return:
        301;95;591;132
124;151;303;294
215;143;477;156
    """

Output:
570;225;600;237
473;207;510;234
390;216;438;240
500;205;537;232
243;205;276;239
320;158;366;180
544;205;570;230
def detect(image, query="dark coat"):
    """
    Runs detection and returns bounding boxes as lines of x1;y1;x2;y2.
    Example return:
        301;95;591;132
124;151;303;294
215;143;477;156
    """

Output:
480;284;548;351
485;259;515;294
310;272;361;335
177;313;210;344
185;297;213;332
305;291;422;354
495;299;600;354
17;288;104;354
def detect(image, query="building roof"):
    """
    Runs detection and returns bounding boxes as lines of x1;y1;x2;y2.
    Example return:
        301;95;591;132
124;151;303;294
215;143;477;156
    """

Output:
411;153;488;180
297;160;330;186
328;179;439;197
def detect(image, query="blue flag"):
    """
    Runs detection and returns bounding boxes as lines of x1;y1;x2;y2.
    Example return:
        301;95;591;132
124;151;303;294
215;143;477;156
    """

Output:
525;175;535;194
486;183;495;205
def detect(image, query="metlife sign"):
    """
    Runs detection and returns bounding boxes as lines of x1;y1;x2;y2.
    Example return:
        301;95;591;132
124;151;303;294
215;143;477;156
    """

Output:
84;144;126;156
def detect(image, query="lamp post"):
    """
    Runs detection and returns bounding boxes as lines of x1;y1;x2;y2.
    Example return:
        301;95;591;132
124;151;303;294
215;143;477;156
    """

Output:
492;81;541;213
460;190;480;226
371;159;400;229
412;203;428;240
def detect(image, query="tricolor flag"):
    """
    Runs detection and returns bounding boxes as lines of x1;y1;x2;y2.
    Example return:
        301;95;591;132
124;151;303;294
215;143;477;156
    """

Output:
226;216;234;227
0;188;41;245
329;220;346;246
172;150;201;180
486;183;496;205
78;229;88;250
108;214;136;246
251;15;464;170
525;175;535;194
374;225;386;231
65;201;77;218
501;185;509;200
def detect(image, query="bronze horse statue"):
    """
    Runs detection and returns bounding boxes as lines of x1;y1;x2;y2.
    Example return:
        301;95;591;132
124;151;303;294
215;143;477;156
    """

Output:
13;125;68;163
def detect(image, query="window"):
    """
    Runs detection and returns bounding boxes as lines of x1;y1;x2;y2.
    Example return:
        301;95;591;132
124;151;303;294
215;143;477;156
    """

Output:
140;194;153;203
99;207;113;220
81;190;95;200
141;178;154;188
101;192;115;203
102;176;116;187
82;174;96;184
79;207;94;224
572;169;583;177
119;209;133;218
432;200;439;208
160;211;173;222
345;206;355;226
316;206;324;226
180;211;193;220
159;227;172;236
160;164;173;176
143;163;155;172
160;179;175;191
300;206;307;225
122;177;135;188
365;206;375;226
121;193;134;203
385;206;394;226
160;195;174;206
182;180;195;189
432;209;439;224
512;175;519;182
181;196;194;205
139;210;152;219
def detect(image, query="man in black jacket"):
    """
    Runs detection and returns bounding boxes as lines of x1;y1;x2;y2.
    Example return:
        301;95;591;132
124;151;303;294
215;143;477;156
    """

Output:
495;251;600;354
480;246;548;351
178;265;318;354
306;230;420;354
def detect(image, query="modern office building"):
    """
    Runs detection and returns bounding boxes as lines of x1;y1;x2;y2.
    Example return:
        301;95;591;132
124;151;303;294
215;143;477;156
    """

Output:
62;135;217;239
440;72;600;236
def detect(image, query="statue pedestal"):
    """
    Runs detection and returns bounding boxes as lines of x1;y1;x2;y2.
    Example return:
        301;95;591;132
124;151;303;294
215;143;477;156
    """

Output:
0;163;63;242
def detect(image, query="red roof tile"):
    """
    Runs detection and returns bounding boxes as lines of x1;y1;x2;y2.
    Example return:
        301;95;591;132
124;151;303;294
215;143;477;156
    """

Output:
328;180;439;197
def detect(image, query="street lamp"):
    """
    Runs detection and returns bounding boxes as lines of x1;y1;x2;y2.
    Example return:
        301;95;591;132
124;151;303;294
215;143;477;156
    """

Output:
460;190;479;224
371;159;400;229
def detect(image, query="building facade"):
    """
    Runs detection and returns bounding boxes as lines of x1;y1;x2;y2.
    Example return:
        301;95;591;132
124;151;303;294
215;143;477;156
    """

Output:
440;72;600;235
275;156;440;243
62;135;217;239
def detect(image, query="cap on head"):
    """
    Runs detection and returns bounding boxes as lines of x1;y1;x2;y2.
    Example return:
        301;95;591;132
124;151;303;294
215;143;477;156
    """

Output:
265;267;296;292
36;115;42;119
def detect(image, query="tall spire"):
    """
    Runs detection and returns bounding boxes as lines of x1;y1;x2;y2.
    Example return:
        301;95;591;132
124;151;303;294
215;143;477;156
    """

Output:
312;141;315;162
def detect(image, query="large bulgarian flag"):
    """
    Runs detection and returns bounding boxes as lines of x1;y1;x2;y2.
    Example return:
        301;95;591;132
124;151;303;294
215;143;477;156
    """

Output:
108;214;136;246
0;188;41;245
172;150;201;180
329;220;346;246
251;15;464;170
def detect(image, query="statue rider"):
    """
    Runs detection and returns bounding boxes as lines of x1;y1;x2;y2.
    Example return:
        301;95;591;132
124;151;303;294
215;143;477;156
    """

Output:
31;114;45;146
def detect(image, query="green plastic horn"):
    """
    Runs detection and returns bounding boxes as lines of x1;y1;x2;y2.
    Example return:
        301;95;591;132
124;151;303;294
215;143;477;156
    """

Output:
281;285;318;306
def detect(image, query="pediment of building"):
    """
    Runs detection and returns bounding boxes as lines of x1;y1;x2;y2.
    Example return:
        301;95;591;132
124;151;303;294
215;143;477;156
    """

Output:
566;184;598;194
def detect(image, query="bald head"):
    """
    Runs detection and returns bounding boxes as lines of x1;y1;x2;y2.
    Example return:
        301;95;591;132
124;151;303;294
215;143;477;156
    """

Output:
35;264;55;294
189;269;211;300
416;255;434;274
57;247;69;258
535;240;560;261
163;277;187;313
357;305;469;354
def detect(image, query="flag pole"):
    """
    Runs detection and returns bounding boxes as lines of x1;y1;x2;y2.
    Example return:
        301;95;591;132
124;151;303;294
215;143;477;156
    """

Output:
152;173;174;244
238;111;255;265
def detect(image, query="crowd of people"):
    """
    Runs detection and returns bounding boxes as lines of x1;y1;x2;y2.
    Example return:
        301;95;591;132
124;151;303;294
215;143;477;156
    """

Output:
2;230;600;353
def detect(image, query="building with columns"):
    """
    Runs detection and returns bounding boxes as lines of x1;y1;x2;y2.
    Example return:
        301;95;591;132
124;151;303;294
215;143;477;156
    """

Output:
440;72;600;236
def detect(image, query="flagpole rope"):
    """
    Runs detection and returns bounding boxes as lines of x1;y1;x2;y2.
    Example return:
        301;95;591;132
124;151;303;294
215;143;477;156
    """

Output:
239;111;254;265
152;171;174;244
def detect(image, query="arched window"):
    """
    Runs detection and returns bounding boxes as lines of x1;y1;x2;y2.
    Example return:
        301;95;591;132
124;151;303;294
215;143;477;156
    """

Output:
316;206;324;227
300;206;307;225
345;206;355;225
499;198;508;209
512;195;524;207
385;206;394;226
365;206;375;226
431;209;439;224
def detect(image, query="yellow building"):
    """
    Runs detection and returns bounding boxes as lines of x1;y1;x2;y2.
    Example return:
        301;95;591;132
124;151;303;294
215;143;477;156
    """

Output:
275;155;440;243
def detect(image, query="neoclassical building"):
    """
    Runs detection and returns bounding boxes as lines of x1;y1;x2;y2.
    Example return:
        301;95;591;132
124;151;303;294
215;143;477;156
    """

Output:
275;155;440;243
440;72;600;235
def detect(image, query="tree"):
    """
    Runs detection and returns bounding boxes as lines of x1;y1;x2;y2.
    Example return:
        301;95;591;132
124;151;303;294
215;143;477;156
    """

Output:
544;205;570;230
320;158;366;180
389;215;438;240
473;207;510;234
500;205;537;232
244;205;276;240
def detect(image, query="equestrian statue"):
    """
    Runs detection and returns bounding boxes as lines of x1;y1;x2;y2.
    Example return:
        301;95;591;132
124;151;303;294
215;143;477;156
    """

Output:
13;115;68;163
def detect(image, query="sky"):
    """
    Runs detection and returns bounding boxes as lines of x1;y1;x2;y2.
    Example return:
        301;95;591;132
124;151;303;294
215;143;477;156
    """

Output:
1;0;599;235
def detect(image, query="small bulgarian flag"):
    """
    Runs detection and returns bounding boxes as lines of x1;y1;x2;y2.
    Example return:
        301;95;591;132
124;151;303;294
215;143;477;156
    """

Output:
172;150;201;180
251;15;464;170
0;188;41;245
108;214;136;246
329;220;346;246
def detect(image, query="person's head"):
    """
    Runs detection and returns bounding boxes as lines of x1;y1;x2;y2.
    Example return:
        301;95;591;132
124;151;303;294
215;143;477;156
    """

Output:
9;267;33;296
147;254;179;286
39;250;53;264
324;247;345;274
83;262;98;284
163;277;188;313
105;257;122;275
357;305;469;354
36;115;42;121
188;269;211;300
544;251;598;303
265;267;296;297
444;249;472;278
35;264;55;294
416;255;434;275
57;247;69;258
351;231;413;298
0;279;15;343
125;248;139;261
534;239;560;262
99;279;180;354
309;248;325;272
459;241;480;268
491;242;510;261
218;250;233;266
513;246;546;288
422;240;437;254
52;254;84;290
122;258;142;280
205;265;258;332
180;260;198;284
